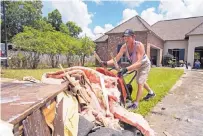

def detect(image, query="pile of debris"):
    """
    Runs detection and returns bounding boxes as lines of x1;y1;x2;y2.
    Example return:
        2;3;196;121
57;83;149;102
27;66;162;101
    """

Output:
41;66;154;136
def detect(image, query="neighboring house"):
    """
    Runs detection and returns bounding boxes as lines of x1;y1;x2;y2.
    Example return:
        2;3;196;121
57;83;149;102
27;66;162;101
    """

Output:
1;43;13;66
94;15;203;68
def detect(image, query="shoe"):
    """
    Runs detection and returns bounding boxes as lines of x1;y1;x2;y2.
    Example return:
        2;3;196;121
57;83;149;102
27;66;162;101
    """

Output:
125;100;133;108
127;102;138;110
143;93;156;101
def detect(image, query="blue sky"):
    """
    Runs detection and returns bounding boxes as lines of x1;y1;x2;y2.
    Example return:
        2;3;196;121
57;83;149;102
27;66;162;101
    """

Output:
42;0;203;39
84;1;160;30
42;1;160;30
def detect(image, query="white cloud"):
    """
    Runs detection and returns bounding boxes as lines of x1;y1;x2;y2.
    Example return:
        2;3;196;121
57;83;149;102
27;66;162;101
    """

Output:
80;27;96;39
121;0;145;8
91;0;102;5
159;0;203;19
51;0;96;39
140;0;203;25
118;8;138;25
123;8;138;21
141;7;163;25
93;24;114;39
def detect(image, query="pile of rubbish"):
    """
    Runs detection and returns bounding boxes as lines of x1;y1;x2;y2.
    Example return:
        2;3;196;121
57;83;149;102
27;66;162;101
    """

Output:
41;66;155;136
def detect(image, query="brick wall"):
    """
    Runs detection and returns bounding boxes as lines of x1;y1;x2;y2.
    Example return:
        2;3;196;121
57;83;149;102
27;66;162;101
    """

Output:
107;32;148;59
147;32;164;49
95;42;108;61
95;31;163;65
108;33;124;59
134;31;148;45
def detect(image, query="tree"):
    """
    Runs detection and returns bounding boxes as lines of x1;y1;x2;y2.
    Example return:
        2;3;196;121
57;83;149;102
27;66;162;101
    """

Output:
48;9;62;31
33;19;54;32
66;21;82;38
12;26;45;69
43;31;67;68
59;23;70;35
75;36;95;66
1;1;43;42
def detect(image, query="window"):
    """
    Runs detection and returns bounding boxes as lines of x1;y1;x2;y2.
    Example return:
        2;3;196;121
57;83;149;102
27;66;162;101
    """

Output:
168;49;185;61
120;55;129;63
194;52;200;60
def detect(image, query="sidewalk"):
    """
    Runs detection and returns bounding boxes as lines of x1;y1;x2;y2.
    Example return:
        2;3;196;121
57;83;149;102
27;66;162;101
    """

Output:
145;70;203;136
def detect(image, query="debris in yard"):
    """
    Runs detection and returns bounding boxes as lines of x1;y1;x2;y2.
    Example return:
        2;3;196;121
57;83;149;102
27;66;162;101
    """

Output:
161;107;166;110
23;76;41;83
163;131;172;136
173;115;182;121
42;101;56;133
57;92;79;136
23;110;50;136
78;116;94;136
151;111;164;116
41;66;155;136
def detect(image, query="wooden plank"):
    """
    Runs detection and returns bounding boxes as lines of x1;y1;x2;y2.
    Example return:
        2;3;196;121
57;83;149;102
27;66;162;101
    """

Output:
54;99;64;136
13;123;20;136
13;122;24;136
23;109;51;136
1;82;68;124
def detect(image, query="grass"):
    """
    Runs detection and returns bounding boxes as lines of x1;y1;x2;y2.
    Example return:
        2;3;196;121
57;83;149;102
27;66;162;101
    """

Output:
1;68;60;80
1;67;184;116
124;67;184;116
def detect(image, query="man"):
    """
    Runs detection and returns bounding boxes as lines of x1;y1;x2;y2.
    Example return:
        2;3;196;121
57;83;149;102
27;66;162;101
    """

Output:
101;29;155;109
194;59;201;69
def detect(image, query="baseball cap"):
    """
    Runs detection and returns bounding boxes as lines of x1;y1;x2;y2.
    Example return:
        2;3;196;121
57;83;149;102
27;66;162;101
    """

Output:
123;29;134;37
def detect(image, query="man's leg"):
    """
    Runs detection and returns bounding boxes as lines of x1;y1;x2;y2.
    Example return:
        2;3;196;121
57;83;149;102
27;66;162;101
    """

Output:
143;82;155;100
127;83;143;109
135;83;144;103
144;82;152;93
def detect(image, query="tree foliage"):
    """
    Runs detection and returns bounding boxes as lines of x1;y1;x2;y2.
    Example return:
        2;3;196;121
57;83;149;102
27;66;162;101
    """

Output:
1;1;43;42
75;36;95;66
12;26;45;68
12;25;93;68
6;1;96;68
66;21;82;38
59;23;70;35
32;19;54;32
48;9;62;31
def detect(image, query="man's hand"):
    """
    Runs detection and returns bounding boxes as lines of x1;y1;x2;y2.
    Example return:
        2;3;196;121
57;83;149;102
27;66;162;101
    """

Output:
100;61;107;67
118;67;128;77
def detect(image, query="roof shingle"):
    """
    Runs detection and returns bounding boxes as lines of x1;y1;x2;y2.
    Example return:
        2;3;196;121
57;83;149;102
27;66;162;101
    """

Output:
106;15;148;34
151;16;203;40
186;22;203;36
94;35;108;43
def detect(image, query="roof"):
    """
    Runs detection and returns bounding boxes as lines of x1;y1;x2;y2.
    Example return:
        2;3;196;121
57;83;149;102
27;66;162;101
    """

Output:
186;22;203;36
94;35;108;43
106;15;149;34
151;16;203;40
137;16;163;41
95;15;162;42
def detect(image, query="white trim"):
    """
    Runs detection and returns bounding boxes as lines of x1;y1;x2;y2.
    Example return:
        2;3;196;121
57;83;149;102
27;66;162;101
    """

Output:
150;44;162;50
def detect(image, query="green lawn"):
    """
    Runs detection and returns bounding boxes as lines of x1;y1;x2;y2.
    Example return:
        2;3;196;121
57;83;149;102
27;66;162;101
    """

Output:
1;68;60;80
125;68;184;116
1;67;183;116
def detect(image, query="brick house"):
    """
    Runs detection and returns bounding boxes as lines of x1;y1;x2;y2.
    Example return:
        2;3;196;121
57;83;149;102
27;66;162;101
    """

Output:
94;15;203;68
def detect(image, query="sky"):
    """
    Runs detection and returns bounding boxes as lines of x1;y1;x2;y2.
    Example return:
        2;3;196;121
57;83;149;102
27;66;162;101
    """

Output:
42;0;203;40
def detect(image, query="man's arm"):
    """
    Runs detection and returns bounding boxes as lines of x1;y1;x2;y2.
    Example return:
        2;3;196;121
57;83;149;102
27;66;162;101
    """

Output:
126;43;145;71
106;44;126;66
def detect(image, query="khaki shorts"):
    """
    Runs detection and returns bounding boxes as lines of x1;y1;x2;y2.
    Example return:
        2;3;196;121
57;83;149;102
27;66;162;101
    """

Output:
136;60;151;84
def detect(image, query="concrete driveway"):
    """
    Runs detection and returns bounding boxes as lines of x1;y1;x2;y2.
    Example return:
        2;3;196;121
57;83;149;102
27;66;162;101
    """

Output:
145;70;203;136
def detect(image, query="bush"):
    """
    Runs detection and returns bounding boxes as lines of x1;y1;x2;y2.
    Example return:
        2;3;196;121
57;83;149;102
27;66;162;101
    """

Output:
8;52;28;69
